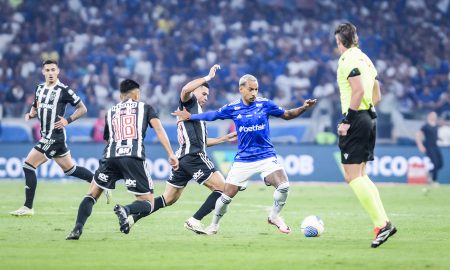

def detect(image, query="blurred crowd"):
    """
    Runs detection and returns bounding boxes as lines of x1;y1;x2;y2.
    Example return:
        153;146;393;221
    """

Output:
0;0;449;125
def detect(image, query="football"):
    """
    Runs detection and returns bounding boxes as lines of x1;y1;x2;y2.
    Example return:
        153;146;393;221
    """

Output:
300;215;325;237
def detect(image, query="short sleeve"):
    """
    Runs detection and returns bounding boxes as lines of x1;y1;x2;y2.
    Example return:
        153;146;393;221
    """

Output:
216;104;233;120
146;104;159;128
32;85;39;108
266;100;285;117
62;88;81;106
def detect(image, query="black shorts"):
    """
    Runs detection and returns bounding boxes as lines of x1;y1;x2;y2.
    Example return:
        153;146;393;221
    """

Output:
34;138;70;159
93;157;153;194
168;152;216;188
338;110;376;164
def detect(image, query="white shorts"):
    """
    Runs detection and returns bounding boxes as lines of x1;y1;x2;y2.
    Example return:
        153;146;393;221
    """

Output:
225;156;284;188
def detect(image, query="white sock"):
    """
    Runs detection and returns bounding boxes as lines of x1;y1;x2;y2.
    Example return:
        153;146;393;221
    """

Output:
269;182;289;219
211;194;232;226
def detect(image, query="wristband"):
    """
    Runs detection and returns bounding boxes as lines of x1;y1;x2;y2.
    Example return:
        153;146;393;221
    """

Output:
203;75;211;82
67;116;74;124
342;108;357;124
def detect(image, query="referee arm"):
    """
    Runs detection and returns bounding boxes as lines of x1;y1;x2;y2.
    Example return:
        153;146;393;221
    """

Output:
347;75;365;111
372;79;381;106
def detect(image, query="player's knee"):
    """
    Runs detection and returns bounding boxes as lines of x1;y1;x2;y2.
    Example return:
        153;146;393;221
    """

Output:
274;181;289;203
23;162;36;172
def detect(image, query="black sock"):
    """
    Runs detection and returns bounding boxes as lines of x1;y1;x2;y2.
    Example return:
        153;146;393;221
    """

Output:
23;162;37;209
74;196;96;231
152;195;166;213
125;200;152;222
132;196;165;223
65;166;93;183
193;190;222;220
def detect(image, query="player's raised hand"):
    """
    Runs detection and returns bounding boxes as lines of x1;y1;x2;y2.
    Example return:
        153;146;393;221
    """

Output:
303;99;317;109
54;115;68;129
171;107;191;122
208;64;221;79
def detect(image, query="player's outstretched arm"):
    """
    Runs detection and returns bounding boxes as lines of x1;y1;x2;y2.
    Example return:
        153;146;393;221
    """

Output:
180;64;220;102
54;101;87;129
281;99;317;120
150;118;179;170
172;108;222;122
207;131;237;147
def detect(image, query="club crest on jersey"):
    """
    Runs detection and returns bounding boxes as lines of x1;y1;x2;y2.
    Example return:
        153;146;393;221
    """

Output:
49;92;57;101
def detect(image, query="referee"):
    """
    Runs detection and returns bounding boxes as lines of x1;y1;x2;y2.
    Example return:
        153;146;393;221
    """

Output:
335;22;397;248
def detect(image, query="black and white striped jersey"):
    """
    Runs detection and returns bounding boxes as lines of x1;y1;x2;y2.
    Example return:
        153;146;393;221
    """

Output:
32;80;81;143
103;99;158;160
175;95;208;158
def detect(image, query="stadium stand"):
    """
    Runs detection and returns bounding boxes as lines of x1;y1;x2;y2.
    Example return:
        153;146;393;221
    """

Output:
0;0;449;143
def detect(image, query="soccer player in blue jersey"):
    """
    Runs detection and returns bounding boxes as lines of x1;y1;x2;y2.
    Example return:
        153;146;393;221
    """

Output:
173;74;317;234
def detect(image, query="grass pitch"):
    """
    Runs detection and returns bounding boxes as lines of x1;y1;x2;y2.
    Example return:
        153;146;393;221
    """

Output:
0;181;449;270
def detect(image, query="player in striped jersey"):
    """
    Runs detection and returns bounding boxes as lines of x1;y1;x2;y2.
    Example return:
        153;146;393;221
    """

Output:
128;64;237;234
66;79;179;240
10;60;96;217
173;74;317;235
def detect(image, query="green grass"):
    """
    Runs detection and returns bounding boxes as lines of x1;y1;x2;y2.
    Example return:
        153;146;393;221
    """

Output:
0;181;449;270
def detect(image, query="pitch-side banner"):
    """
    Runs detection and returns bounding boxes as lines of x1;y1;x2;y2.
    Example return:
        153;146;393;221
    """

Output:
0;143;448;183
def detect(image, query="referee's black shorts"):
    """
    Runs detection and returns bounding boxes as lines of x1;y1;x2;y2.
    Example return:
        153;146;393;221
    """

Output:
338;110;376;164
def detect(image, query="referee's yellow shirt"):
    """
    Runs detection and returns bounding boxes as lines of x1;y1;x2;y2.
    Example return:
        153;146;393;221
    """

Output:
337;47;378;114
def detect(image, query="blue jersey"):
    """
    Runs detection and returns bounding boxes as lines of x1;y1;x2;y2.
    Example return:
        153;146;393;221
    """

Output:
192;97;285;162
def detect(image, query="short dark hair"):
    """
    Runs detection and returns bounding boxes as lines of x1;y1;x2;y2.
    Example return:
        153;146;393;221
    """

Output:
42;59;58;66
201;82;210;89
334;22;358;48
120;79;140;93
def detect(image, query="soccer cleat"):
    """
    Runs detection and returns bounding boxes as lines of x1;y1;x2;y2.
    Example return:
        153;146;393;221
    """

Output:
205;224;219;235
66;229;82;240
10;206;34;216
114;204;130;234
127;215;135;229
184;217;206;235
105;189;112;204
371;221;397;248
268;216;291;234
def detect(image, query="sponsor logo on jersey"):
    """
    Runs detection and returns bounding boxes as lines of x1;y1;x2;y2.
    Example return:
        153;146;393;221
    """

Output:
236;114;242;119
239;124;266;133
116;146;132;155
38;103;56;109
234;106;241;110
256;103;262;107
192;169;204;180
98;173;109;182
125;178;137;187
